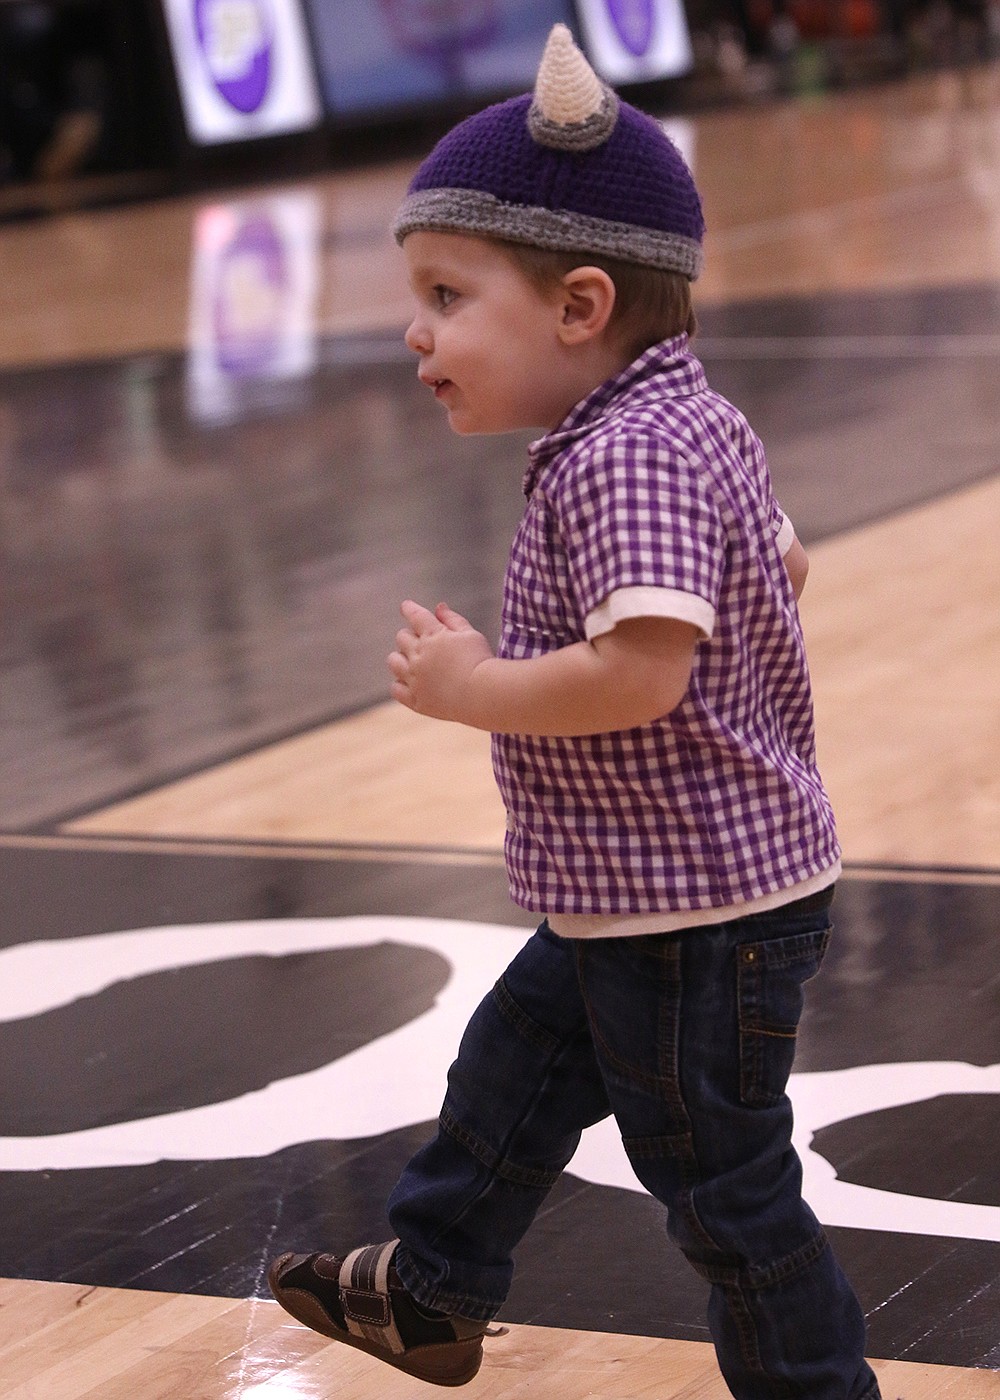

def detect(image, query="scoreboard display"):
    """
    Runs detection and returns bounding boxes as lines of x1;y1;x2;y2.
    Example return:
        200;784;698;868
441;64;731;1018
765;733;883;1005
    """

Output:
304;0;693;121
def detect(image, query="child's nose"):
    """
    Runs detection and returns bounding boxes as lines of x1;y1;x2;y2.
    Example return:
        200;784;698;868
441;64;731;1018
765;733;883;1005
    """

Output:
405;317;432;355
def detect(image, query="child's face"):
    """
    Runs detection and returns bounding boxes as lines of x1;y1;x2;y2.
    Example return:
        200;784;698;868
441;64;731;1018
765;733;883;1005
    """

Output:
402;232;581;435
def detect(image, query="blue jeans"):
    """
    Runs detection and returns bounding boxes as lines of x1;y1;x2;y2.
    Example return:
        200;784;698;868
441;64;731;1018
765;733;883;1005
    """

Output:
387;891;881;1400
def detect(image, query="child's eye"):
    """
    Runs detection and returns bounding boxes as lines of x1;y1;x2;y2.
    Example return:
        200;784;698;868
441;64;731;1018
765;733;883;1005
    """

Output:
433;284;459;309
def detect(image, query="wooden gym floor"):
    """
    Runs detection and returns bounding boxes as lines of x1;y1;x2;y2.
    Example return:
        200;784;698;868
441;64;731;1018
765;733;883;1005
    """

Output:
1;65;999;1398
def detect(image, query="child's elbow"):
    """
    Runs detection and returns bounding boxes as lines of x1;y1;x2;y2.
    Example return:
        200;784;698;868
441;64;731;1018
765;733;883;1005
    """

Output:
783;538;809;600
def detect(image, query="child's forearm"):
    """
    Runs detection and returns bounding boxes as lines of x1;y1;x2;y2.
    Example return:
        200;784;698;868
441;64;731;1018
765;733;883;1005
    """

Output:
389;602;698;737
461;638;690;736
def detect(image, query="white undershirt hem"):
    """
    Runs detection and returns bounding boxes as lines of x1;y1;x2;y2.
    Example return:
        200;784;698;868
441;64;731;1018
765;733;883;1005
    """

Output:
545;862;842;939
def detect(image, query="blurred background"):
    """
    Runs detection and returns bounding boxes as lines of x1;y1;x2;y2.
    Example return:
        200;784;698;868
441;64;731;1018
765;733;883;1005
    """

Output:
3;0;999;215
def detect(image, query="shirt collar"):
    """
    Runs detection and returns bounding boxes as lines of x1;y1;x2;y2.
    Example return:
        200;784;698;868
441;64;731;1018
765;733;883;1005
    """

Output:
524;334;708;497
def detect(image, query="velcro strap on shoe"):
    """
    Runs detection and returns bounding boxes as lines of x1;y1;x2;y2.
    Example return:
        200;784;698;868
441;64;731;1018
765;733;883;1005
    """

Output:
339;1240;406;1355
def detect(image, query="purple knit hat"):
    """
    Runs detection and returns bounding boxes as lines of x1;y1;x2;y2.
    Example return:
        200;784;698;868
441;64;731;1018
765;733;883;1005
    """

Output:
393;24;705;280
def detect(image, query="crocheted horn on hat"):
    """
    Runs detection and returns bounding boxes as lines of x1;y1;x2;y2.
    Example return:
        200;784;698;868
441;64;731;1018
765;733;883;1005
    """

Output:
393;23;704;279
527;23;619;151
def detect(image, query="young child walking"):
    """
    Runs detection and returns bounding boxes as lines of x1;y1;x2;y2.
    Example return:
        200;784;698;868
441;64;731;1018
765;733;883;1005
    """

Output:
269;25;881;1400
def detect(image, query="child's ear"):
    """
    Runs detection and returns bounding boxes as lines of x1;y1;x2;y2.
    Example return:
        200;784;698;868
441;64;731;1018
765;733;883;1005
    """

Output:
556;267;616;345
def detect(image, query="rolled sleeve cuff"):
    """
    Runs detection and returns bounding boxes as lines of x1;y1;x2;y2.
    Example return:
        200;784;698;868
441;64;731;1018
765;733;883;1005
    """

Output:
775;511;796;557
584;586;716;642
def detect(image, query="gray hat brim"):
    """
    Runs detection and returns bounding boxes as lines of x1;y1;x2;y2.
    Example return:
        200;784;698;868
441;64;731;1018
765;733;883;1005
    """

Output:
394;188;704;281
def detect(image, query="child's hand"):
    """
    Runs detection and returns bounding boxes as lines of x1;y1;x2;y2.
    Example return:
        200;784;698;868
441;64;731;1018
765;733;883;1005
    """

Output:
388;600;495;724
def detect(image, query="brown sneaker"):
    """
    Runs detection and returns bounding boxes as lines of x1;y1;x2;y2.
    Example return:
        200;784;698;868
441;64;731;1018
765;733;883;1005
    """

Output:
268;1239;493;1386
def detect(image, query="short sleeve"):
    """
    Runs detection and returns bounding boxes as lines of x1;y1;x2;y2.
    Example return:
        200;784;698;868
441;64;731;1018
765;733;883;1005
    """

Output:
551;431;727;634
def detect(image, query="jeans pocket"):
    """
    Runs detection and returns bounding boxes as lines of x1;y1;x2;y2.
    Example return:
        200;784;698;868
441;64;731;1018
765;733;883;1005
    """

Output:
737;926;831;1107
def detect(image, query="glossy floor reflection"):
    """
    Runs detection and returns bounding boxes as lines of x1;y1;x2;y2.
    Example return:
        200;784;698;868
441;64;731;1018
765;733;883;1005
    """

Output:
4;282;1000;832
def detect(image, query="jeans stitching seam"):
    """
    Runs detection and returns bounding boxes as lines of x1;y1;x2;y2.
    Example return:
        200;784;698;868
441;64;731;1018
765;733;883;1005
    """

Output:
492;975;561;1054
438;1106;562;1189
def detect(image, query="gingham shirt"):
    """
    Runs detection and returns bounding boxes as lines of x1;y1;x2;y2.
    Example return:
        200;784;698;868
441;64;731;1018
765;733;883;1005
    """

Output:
492;336;840;931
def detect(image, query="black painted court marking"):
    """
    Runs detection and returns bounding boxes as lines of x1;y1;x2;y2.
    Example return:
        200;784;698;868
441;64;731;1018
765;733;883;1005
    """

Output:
0;844;997;1366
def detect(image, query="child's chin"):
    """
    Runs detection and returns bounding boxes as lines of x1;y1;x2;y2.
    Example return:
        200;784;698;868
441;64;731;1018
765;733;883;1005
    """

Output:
448;411;488;436
448;410;518;437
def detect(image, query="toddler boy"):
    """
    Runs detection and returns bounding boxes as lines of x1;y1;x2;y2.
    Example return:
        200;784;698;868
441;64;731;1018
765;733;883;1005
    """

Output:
269;25;881;1400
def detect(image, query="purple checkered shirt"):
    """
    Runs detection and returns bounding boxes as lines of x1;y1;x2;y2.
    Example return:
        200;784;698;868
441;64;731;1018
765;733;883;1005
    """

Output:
492;336;840;924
